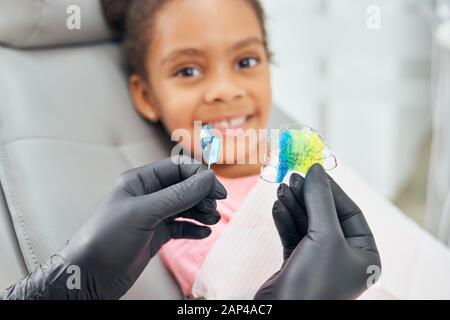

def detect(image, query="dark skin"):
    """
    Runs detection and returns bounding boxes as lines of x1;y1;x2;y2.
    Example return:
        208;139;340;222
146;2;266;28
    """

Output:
129;0;273;178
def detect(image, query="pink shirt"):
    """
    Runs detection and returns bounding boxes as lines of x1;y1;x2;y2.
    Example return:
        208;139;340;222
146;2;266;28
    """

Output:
159;174;259;297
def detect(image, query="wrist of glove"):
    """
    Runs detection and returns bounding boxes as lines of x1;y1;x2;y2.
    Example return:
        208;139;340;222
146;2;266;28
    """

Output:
0;253;79;300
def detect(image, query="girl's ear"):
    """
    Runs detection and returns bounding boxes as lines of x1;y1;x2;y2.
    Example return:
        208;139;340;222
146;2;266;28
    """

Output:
129;74;161;122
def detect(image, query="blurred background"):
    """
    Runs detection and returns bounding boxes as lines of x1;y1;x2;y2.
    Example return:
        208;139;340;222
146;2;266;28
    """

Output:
261;0;450;246
0;0;449;298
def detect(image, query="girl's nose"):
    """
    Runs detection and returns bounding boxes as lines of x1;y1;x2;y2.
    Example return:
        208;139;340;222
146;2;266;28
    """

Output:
204;71;245;104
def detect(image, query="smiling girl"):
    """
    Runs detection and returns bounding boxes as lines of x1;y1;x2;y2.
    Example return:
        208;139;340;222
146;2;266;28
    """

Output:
102;0;273;297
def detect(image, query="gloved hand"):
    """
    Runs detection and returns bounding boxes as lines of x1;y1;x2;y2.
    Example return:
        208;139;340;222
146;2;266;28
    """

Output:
255;164;381;300
1;156;227;300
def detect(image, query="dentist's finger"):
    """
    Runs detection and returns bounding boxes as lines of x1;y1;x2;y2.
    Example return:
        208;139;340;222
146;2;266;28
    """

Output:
134;170;219;226
195;197;218;215
288;173;305;209
327;175;378;253
272;200;302;260
116;156;227;200
277;183;308;238
178;197;221;225
303;164;343;239
169;221;212;239
179;209;221;225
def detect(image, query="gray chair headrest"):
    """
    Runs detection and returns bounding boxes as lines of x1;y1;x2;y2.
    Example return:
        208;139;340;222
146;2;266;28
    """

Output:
0;0;113;48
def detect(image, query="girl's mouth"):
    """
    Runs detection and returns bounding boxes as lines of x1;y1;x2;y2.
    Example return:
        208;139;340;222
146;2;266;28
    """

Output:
206;114;255;133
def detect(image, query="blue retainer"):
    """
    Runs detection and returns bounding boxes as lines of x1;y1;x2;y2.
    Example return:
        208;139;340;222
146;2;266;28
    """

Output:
200;125;221;166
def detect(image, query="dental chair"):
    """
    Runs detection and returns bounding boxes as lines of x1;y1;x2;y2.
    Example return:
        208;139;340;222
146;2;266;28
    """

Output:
0;0;292;299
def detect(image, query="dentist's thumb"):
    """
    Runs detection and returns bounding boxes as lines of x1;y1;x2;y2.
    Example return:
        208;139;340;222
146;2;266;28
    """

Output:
303;164;345;240
134;169;224;224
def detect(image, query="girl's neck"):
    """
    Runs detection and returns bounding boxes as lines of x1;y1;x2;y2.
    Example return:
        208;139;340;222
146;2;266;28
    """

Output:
212;162;261;179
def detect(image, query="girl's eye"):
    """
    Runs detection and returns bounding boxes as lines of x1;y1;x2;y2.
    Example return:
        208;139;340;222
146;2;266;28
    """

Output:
237;57;259;69
174;67;201;78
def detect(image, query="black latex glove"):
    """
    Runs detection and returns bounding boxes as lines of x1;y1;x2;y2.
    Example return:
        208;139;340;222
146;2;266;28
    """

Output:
1;156;227;300
255;164;381;300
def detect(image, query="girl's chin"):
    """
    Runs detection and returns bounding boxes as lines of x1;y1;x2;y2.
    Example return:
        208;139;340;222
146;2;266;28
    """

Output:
219;146;260;165
212;161;262;178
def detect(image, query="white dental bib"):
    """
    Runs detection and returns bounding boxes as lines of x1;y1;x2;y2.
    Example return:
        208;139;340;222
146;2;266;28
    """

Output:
192;163;450;299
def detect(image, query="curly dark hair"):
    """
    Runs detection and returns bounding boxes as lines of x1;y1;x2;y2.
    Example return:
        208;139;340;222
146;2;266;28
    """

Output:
101;0;271;79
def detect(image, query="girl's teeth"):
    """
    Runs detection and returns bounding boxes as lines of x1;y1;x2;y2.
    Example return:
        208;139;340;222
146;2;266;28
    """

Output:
218;120;228;128
212;116;247;129
230;116;246;127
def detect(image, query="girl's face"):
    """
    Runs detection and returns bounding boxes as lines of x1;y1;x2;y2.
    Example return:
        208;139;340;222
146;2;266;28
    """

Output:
130;0;272;169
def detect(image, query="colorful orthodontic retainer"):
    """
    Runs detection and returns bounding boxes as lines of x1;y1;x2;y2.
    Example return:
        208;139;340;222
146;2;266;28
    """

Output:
261;124;337;183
